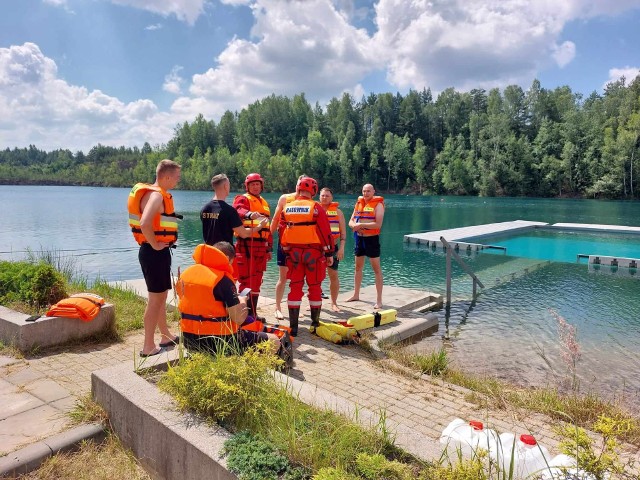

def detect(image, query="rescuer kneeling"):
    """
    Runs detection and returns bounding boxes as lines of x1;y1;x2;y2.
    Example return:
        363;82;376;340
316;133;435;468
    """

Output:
176;241;281;355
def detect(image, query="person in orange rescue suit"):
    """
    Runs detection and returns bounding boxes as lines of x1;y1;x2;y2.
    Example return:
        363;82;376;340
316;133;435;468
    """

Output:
319;187;346;312
176;241;280;355
280;176;334;336
346;183;385;309
127;159;182;357
232;173;272;322
269;175;307;321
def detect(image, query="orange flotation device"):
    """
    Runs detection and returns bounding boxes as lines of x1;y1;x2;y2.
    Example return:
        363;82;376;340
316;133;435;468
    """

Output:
46;293;105;322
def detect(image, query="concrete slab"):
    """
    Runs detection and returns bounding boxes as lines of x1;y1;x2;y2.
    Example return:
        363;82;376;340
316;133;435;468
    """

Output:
0;380;44;421
0;404;68;453
337;285;438;312
0;356;20;368
3;364;46;386
24;379;72;404
0;304;116;352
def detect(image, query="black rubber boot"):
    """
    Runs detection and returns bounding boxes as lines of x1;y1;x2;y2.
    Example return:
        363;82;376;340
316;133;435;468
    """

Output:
310;307;321;331
288;308;299;337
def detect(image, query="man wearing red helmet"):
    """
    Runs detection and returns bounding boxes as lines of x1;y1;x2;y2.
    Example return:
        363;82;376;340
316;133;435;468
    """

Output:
280;176;334;336
232;173;273;320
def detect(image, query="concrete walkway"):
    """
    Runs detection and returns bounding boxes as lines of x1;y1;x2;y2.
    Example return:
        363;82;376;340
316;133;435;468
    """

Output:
2;284;639;476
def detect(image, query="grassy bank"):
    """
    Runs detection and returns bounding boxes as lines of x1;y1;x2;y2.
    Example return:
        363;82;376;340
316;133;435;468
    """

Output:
384;344;640;447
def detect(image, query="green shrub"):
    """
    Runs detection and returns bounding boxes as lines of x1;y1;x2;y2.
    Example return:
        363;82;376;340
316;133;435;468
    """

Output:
0;260;67;309
313;467;360;480
355;453;413;480
222;431;289;480
556;415;631;479
159;348;281;426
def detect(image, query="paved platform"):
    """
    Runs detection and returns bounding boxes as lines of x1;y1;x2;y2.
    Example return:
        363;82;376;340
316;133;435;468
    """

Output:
2;283;639;475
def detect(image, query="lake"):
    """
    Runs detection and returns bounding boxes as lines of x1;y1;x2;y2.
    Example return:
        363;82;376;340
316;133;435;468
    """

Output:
1;185;639;412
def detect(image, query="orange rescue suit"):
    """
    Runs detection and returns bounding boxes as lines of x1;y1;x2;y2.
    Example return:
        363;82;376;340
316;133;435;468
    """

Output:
352;196;384;236
127;183;180;245
176;244;238;337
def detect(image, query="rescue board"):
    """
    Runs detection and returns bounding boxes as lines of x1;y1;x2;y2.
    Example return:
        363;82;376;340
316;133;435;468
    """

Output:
344;309;397;330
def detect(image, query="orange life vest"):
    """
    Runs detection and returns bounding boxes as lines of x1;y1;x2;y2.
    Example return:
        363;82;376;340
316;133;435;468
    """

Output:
46;293;105;322
280;197;321;247
239;193;271;240
325;202;341;241
127;183;180;245
353;196;384;236
176;244;238;337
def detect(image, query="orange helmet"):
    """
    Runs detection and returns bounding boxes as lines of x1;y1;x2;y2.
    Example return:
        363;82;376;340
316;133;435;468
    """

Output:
244;173;264;192
296;176;318;196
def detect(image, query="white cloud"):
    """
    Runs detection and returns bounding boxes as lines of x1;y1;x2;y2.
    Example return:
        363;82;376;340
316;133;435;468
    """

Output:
372;0;640;92
163;66;184;94
173;0;378;119
220;0;252;5
552;41;576;68
42;0;68;5
145;23;163;30
0;43;178;151
604;66;640;89
108;0;207;25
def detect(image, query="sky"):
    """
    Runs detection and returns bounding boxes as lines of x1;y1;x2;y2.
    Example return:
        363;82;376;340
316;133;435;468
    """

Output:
1;0;640;153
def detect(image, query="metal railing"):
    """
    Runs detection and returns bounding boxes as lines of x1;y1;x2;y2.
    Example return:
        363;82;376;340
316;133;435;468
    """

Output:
441;236;485;306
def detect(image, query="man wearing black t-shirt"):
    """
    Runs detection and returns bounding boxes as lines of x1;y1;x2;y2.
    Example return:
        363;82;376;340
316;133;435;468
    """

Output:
201;174;266;245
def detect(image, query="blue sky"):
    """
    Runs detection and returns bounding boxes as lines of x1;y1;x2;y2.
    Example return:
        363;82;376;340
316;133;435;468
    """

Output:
1;0;639;152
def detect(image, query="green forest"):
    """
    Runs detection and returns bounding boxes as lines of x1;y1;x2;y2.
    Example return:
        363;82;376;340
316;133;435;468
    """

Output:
1;76;640;198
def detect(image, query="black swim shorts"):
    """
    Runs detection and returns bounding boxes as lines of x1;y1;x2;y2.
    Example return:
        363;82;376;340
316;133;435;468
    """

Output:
328;245;340;271
138;243;172;293
354;235;381;258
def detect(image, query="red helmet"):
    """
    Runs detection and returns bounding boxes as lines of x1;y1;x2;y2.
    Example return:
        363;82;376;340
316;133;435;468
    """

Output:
296;176;318;196
244;173;264;192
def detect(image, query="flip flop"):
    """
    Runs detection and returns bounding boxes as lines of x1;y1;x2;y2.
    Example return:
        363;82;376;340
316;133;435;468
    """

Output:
274;310;284;320
159;335;180;348
139;346;165;358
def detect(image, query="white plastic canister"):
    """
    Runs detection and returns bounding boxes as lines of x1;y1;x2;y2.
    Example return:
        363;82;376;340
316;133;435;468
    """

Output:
497;434;551;479
440;419;498;456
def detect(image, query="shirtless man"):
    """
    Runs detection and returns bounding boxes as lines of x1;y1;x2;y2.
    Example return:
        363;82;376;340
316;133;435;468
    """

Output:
346;184;385;309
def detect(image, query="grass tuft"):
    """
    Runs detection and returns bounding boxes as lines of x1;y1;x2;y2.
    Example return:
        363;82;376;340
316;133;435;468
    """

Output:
7;434;151;480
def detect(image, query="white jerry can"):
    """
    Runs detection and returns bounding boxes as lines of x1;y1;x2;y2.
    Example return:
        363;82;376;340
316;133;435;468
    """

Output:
440;419;498;456
494;433;551;479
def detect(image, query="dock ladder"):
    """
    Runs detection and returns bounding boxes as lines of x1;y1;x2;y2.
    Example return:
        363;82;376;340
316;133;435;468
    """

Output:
441;236;485;306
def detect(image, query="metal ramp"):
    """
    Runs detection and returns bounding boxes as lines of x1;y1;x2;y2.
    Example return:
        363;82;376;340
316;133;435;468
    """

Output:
447;257;550;302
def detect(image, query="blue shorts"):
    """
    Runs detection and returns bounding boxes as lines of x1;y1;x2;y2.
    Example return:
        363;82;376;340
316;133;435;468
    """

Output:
277;241;287;267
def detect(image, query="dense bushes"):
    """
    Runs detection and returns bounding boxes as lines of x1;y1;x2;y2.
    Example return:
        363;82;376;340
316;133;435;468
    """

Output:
0;260;67;309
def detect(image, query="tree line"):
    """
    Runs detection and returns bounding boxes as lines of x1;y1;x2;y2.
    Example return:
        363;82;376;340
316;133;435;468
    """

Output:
1;76;639;198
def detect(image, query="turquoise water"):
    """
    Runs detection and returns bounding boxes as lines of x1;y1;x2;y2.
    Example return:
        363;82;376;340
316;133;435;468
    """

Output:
461;228;640;263
1;186;640;411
